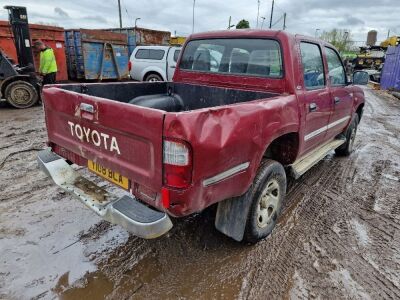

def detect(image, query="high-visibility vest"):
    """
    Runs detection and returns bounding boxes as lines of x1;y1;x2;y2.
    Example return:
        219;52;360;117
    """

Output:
39;48;58;74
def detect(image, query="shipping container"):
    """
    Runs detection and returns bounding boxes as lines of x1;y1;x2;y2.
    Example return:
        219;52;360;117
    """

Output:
380;46;400;91
106;27;171;56
65;29;129;80
0;20;68;81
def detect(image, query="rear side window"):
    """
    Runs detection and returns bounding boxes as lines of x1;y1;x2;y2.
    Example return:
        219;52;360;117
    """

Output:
325;47;346;85
300;42;325;90
173;50;181;62
180;38;283;78
135;49;165;60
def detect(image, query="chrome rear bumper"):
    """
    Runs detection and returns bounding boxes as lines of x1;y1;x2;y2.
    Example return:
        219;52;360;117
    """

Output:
37;149;172;239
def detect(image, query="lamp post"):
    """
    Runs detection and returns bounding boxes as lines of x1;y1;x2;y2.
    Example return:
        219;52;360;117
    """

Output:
192;0;196;34
135;17;141;28
257;0;260;28
260;16;266;29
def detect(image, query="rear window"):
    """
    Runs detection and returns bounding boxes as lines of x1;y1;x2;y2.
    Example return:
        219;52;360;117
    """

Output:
179;38;283;78
135;49;165;60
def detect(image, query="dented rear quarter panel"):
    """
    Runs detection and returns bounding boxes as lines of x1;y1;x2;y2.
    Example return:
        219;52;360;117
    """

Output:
164;94;299;216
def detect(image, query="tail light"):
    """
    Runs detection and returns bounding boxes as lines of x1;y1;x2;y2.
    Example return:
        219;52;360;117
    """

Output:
128;61;132;71
163;138;192;189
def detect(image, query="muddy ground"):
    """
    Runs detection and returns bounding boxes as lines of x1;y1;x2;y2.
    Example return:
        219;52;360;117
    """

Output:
0;88;399;300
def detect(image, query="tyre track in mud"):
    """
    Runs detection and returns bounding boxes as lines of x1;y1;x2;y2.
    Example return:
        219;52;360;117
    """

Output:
1;89;400;299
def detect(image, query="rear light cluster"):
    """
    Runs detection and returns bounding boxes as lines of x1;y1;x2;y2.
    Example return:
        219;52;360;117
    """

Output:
128;61;132;71
163;138;192;189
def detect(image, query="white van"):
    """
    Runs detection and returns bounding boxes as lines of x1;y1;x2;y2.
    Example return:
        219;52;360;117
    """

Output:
129;46;182;81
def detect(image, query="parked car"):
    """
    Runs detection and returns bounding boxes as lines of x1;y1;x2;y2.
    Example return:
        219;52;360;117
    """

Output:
38;30;369;243
129;45;181;81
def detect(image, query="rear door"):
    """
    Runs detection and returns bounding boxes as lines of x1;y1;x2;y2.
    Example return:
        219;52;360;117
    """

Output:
43;87;165;191
324;47;353;139
167;47;180;81
299;42;332;153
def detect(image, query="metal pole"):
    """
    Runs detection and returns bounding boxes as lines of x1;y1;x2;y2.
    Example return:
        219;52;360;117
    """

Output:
228;16;231;29
283;12;286;30
387;29;390;39
315;28;320;38
117;0;122;29
257;0;260;28
269;0;275;29
192;0;196;34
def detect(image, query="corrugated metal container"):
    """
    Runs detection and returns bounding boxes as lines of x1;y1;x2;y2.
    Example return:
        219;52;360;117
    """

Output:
0;20;68;81
380;46;400;91
65;29;129;80
106;27;171;56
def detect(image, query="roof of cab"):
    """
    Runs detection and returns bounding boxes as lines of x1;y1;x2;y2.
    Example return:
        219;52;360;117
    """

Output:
187;29;335;49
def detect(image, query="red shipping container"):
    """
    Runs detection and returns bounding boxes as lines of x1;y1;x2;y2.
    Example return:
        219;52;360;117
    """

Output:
0;20;68;81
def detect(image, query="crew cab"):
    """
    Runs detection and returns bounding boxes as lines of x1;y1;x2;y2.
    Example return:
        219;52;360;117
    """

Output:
129;45;181;82
38;30;368;243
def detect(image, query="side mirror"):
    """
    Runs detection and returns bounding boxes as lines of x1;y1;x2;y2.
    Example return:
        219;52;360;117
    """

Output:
352;71;369;85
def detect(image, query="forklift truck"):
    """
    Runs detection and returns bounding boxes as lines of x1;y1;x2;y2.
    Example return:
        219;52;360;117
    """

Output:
0;6;41;108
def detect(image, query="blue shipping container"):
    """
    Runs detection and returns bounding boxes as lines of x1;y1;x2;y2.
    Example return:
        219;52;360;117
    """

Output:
64;29;129;80
381;46;400;91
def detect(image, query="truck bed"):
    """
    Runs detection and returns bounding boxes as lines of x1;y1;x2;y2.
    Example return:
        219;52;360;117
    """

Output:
59;82;279;112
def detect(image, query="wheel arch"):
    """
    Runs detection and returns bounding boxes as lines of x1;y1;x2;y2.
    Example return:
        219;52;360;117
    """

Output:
1;75;37;97
142;68;165;81
262;132;300;166
355;103;364;121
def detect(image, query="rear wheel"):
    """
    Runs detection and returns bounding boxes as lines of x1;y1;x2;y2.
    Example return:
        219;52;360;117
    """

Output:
243;159;287;243
5;80;38;109
335;115;359;156
145;73;163;82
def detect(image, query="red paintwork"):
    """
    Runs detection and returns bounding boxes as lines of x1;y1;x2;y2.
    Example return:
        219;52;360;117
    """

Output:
42;30;365;217
0;20;68;81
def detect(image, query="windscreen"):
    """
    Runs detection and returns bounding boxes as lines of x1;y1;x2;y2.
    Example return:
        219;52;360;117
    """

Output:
179;38;283;78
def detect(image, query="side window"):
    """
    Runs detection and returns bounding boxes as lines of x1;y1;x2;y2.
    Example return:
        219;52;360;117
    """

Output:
173;49;181;62
135;49;149;59
325;47;346;85
149;49;165;60
300;42;325;90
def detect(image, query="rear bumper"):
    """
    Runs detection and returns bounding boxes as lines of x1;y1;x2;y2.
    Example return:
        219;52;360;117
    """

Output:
37;149;173;239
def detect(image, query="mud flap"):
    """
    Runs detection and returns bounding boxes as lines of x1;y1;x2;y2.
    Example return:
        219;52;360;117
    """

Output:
215;194;252;242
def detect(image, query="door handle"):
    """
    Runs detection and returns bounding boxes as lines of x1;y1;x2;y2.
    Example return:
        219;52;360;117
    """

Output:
170;65;176;69
334;96;340;104
309;103;318;112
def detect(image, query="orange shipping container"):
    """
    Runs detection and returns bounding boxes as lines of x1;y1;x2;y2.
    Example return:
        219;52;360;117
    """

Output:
0;20;68;81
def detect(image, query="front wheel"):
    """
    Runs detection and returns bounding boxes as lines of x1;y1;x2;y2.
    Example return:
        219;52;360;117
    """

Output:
243;159;287;243
335;115;359;156
5;80;38;109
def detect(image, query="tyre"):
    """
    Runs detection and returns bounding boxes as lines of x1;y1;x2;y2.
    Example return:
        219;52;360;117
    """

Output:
145;73;163;82
5;80;38;109
335;115;359;156
243;159;287;243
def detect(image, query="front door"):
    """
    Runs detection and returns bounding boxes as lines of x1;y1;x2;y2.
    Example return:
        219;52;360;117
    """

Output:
299;42;332;154
324;47;353;139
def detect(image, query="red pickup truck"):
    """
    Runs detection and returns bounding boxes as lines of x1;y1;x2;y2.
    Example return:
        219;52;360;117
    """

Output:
38;30;368;242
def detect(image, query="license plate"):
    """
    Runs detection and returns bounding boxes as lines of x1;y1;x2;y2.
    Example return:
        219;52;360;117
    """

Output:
88;160;130;190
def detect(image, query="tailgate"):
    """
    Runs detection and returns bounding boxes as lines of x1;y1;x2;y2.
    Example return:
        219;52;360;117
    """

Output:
43;87;165;191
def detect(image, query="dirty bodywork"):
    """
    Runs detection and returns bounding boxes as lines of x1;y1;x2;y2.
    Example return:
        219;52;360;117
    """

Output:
40;29;365;241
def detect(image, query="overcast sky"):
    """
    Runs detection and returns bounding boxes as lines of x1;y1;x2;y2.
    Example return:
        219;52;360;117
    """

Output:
0;0;398;45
